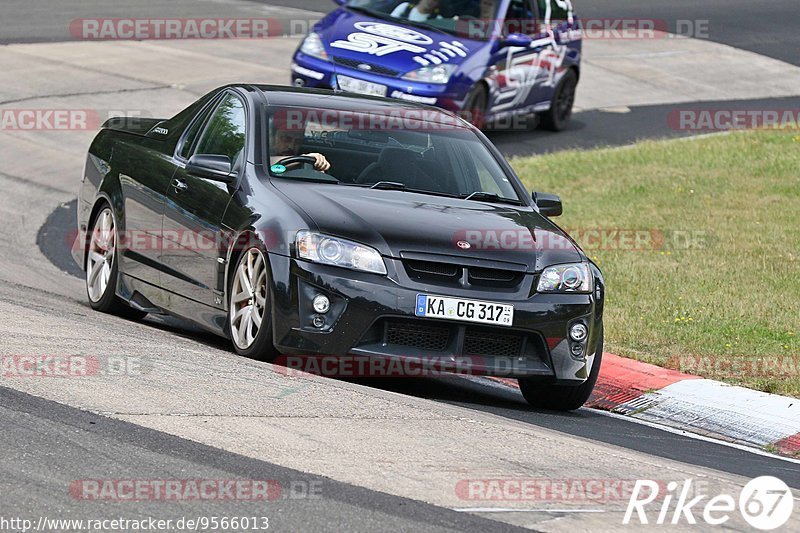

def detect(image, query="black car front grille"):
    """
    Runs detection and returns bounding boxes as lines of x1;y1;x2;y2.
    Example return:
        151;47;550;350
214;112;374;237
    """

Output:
386;321;450;351
405;260;461;281
403;259;524;288
464;330;525;358
468;267;521;285
333;57;400;77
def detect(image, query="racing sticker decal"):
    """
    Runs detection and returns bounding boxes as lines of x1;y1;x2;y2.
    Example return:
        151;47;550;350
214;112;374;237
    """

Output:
331;21;467;65
412;41;468;67
331;22;432;56
270;164;287;174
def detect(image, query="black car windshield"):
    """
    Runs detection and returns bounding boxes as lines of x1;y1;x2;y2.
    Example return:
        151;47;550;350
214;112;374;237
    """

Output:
344;0;502;39
266;106;522;203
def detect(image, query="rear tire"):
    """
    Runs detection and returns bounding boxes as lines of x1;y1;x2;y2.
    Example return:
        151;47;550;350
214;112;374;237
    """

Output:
519;327;603;411
85;204;146;320
540;69;578;132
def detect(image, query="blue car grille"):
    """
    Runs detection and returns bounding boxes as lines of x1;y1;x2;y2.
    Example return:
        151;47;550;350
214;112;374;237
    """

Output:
333;57;401;78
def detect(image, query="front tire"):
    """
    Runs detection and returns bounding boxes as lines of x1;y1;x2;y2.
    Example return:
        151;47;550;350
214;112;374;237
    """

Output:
85;204;146;320
519;327;603;411
462;84;488;129
540;69;578;132
229;247;278;361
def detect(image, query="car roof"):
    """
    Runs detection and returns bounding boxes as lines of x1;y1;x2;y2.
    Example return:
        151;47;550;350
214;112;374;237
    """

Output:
242;84;471;129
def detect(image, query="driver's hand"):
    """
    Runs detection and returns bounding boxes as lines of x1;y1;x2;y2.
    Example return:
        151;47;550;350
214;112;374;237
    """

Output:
304;153;331;172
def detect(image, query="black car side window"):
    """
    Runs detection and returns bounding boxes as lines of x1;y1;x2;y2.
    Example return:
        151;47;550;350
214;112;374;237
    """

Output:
179;107;211;160
194;94;247;165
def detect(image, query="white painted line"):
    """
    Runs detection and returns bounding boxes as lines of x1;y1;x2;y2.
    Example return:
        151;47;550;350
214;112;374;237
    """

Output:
618;379;800;447
594;409;800;465
461;375;800;463
453;508;606;514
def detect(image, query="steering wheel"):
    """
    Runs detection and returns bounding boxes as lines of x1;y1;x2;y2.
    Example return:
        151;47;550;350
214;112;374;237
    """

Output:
275;155;318;170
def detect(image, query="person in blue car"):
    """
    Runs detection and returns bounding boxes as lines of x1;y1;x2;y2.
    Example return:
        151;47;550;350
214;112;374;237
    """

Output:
391;0;442;22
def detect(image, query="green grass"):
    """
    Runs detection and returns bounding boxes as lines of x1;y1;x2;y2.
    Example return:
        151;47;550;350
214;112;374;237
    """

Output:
511;131;800;396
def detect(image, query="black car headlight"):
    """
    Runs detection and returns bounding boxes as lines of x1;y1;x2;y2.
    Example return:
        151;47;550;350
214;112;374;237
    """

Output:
297;231;387;275
537;263;592;293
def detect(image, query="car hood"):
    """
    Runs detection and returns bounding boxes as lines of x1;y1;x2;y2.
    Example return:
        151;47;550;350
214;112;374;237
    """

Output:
319;8;485;76
272;181;582;272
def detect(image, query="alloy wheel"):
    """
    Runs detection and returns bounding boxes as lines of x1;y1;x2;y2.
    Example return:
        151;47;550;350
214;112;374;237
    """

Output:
230;248;268;350
86;208;116;303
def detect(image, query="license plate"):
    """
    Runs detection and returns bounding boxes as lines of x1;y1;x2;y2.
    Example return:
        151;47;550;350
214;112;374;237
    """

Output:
415;294;514;327
337;75;387;97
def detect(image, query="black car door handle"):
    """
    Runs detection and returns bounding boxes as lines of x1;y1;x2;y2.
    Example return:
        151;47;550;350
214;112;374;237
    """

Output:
172;178;188;193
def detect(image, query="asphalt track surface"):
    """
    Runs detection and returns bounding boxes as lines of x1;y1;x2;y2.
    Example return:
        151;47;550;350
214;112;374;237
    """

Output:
4;1;800;531
0;385;522;532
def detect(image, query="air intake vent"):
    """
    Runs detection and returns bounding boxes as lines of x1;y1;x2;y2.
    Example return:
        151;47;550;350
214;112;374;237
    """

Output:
405;260;461;280
469;267;519;283
464;330;524;358
332;57;400;77
386;322;450;351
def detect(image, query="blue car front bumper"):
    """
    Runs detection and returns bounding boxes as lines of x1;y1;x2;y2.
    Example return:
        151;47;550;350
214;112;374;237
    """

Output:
291;52;470;113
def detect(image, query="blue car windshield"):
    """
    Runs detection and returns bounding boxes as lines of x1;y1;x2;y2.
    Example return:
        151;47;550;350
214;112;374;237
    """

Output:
266;106;522;204
344;0;502;40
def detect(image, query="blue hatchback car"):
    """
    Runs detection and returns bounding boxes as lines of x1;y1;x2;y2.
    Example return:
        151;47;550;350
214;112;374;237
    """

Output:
291;0;581;130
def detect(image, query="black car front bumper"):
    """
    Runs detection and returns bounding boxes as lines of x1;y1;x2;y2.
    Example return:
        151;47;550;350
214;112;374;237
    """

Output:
268;254;603;382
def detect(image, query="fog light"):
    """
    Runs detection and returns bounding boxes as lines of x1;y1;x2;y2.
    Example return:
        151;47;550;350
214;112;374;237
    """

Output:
571;344;584;357
312;316;325;328
313;294;330;314
569;323;588;343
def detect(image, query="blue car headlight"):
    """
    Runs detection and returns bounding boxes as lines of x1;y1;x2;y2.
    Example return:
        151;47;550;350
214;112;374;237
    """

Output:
402;64;457;84
297;231;387;275
537;263;592;293
300;32;328;61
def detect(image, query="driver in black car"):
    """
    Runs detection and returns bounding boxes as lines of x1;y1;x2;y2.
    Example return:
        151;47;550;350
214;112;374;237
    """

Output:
270;127;331;172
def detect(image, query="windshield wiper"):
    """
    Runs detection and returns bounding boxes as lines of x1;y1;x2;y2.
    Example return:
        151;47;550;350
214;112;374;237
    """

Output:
370;181;408;191
358;182;461;200
275;173;339;184
462;191;523;206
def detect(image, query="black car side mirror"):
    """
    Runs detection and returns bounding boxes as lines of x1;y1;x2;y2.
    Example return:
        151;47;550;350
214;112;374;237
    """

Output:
186;154;235;183
533;191;563;217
